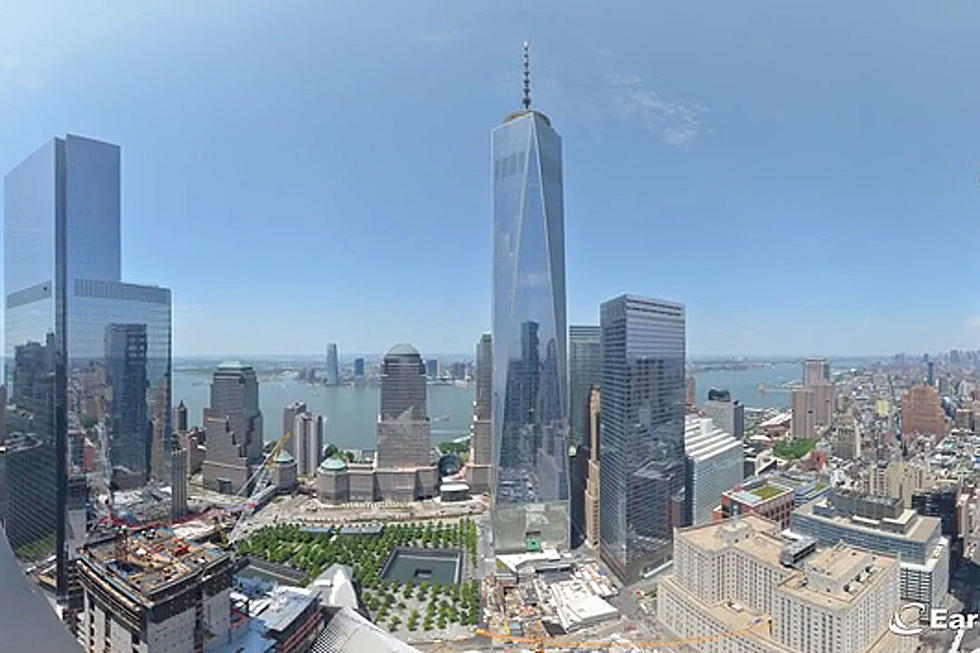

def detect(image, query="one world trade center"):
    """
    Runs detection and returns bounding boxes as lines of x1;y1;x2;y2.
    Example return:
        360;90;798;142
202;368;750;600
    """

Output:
491;44;569;552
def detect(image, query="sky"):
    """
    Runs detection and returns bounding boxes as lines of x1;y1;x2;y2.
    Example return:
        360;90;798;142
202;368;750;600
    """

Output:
1;1;979;357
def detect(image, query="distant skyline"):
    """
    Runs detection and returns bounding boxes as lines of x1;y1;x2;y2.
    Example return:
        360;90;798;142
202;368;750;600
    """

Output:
2;2;979;356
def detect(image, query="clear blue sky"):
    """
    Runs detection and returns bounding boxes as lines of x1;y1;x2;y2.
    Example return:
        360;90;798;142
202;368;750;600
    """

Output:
2;2;978;357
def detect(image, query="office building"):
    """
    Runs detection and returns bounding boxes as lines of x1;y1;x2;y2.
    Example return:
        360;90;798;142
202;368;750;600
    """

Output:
170;440;187;520
282;400;307;456
702;388;744;441
315;343;437;503
204;362;263;463
791;489;949;607
3;134;173;594
832;417;861;460
425;358;439;380
715;475;796;528
376;343;431;469
173;399;188;433
76;528;234;653
901;385;946;439
294;411;324;477
862;458;935;508
684;415;743;525
584;387;601;548
568;325;601;448
325;343;339;386
465;333;492;492
599;294;686;583
790;387;815;438
491;44;569;553
803;358;834;427
103;323;149;488
685;376;696;409
658;515;913;653
803;358;830;386
912;485;961;563
353;357;365;379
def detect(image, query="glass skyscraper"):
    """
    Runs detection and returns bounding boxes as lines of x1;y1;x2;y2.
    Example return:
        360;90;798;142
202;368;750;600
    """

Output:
491;45;569;552
3;135;172;597
599;294;686;583
568;325;601;448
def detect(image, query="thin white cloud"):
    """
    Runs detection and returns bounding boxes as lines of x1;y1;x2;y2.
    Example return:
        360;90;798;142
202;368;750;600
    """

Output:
965;316;980;327
604;73;709;148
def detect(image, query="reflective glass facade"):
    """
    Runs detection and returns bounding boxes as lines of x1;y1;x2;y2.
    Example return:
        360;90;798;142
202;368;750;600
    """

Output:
599;295;686;583
491;110;569;552
3;135;171;597
568;325;600;447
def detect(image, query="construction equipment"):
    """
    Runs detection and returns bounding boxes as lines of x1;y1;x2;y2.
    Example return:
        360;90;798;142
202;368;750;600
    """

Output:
227;432;290;543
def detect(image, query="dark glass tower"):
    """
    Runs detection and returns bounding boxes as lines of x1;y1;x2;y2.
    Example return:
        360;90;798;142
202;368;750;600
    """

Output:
103;323;149;485
569;325;601;447
491;44;569;552
599;294;686;583
3;135;172;597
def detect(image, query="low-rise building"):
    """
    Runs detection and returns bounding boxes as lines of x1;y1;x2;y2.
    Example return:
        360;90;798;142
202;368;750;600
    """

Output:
714;476;795;528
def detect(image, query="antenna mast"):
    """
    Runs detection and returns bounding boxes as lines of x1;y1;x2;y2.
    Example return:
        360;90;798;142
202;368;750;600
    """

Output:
522;41;531;110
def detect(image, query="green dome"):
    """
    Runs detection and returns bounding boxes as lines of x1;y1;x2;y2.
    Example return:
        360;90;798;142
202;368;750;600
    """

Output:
318;457;348;472
274;450;294;464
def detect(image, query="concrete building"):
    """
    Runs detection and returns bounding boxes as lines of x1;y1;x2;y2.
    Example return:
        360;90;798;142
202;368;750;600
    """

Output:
658;515;913;653
293;411;324;478
599;294;686;583
790;387;815;438
376;344;431;469
832;417;861;460
201;416;250;495
325;343;339;386
76;528;235;653
271;450;297;492
204;362;263;463
803;358;834;427
170;440;187;520
312;344;437;503
281;400;307;456
862;458;935;508
584;387;601;548
684;415;743;525
425;358;438;380
791;489;949;607
174;400;188;433
803;358;830;386
902;385;946;440
465;333;492;492
702;388;744;440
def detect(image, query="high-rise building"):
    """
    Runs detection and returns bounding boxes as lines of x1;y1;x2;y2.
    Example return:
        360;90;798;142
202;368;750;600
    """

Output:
658;516;912;653
3;134;173;595
465;334;492;492
282;400;308;456
684;415;743;525
790;387;815;438
792;489;950;608
569;325;601;448
353;357;365;379
599;294;686;583
202;363;262;493
584;387;601;548
325;343;340;385
103;323;149;488
425;358;439;380
77;529;235;652
803;358;830;386
685;376;696;409
294;411;324;477
376;344;430;469
901;385;946;439
174;399;188;433
702;388;744;440
491;44;569;553
803;358;834;427
170;440;187;520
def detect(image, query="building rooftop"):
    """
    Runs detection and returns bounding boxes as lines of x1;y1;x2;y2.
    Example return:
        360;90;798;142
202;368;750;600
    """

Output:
777;544;897;611
386;343;420;357
678;515;785;568
318;457;348;472
250;586;316;634
273;450;295;464
78;527;230;600
796;497;940;545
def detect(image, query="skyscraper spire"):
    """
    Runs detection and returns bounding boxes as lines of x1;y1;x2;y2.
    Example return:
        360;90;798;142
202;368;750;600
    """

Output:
522;41;531;110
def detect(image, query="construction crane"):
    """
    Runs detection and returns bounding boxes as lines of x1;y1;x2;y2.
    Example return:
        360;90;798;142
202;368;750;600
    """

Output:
227;431;290;543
